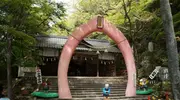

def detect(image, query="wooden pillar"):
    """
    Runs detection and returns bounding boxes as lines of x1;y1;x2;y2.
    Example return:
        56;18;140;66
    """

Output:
114;58;117;76
114;55;118;76
114;63;116;76
97;56;99;77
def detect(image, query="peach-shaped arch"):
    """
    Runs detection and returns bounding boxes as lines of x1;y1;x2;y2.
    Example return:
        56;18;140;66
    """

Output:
58;16;136;99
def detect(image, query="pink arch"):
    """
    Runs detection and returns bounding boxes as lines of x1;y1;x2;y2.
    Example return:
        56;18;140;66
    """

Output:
58;16;136;99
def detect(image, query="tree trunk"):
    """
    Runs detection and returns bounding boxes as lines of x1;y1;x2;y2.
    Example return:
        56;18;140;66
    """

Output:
7;34;12;100
160;0;180;99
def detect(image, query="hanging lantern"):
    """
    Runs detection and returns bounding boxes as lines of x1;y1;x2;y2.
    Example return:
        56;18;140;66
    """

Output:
104;62;106;65
54;58;56;61
104;49;108;53
148;42;153;52
46;58;48;61
111;61;114;64
85;57;87;60
96;50;100;54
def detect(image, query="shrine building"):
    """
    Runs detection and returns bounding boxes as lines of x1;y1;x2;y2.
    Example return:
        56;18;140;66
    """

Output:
35;35;124;77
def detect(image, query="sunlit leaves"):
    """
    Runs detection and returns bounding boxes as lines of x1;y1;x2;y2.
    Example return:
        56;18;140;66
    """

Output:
0;0;66;68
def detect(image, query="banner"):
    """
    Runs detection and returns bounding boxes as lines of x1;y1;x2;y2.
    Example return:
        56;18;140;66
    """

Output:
36;67;42;84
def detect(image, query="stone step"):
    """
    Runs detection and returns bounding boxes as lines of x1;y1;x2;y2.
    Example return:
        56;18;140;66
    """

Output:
46;81;126;83
70;86;126;88
68;80;125;82
45;76;126;82
70;84;126;86
68;79;125;81
36;77;129;99
50;87;126;90
67;80;126;84
39;91;125;94
15;76;131;100
50;83;127;86
49;82;126;84
36;96;149;100
42;88;126;92
69;91;125;94
68;80;126;82
50;83;126;85
69;83;126;85
43;88;126;91
71;94;125;98
37;98;147;100
23;76;126;80
52;88;125;90
49;85;126;89
51;88;126;90
68;78;125;80
43;76;125;79
49;82;126;86
17;96;149;100
49;83;127;86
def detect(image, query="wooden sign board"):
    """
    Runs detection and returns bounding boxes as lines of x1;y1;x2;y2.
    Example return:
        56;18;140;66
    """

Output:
149;66;161;79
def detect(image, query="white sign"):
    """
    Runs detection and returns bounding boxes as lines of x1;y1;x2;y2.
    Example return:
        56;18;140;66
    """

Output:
149;66;161;79
159;67;169;81
18;67;36;77
36;68;42;84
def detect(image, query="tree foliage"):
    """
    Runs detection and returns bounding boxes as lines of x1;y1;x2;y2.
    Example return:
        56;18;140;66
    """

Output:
0;0;66;69
67;0;180;78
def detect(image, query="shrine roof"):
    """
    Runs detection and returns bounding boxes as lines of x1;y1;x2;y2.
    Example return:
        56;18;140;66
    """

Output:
36;35;120;53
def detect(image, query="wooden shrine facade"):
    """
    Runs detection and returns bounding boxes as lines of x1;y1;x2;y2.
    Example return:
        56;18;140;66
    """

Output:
36;35;121;76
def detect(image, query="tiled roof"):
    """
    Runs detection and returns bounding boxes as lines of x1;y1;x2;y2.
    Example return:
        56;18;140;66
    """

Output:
36;35;120;53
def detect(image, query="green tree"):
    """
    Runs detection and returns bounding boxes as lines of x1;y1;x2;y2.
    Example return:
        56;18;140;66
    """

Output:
67;0;180;92
0;0;65;99
69;0;156;77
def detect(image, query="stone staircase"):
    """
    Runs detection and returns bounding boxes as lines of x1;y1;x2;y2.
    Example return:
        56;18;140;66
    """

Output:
13;76;149;100
36;76;148;100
